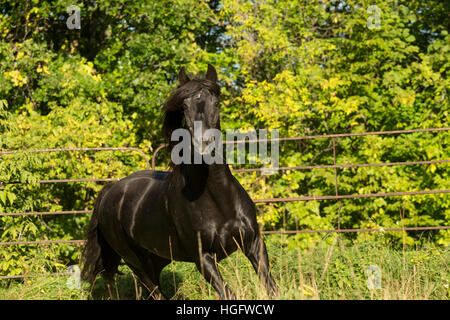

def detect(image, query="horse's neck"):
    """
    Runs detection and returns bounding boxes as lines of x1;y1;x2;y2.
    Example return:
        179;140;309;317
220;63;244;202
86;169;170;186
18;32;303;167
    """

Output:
178;163;234;200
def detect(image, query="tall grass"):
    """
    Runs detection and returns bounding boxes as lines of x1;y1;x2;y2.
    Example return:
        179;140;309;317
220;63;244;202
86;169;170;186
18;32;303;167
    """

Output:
1;235;448;300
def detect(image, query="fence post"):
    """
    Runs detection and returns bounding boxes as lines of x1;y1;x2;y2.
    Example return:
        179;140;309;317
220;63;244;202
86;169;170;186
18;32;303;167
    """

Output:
332;137;342;248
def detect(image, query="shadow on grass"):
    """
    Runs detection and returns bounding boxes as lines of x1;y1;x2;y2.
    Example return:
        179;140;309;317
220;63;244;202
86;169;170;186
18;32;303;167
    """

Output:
88;265;186;300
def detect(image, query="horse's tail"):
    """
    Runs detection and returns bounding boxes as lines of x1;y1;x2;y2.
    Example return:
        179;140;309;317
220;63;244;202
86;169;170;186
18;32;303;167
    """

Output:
81;183;119;285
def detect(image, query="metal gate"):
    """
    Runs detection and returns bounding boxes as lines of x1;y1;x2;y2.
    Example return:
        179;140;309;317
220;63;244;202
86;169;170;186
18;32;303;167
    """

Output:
1;128;449;280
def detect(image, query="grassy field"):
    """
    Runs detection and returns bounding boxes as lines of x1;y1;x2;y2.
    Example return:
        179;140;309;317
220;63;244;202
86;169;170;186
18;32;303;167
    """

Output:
0;235;448;300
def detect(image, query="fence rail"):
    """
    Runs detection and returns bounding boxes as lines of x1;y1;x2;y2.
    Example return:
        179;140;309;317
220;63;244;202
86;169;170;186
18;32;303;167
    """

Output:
0;210;92;217
1;127;449;281
254;189;450;203
0;147;151;170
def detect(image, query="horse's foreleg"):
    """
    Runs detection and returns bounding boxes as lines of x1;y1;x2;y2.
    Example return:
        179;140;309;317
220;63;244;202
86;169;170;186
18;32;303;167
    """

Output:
245;235;279;298
196;253;235;300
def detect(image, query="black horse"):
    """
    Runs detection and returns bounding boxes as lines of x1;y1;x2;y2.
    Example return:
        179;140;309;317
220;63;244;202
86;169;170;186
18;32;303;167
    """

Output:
81;64;278;299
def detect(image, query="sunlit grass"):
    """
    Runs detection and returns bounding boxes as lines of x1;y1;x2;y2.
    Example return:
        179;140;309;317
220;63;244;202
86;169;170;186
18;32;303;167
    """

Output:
1;235;448;300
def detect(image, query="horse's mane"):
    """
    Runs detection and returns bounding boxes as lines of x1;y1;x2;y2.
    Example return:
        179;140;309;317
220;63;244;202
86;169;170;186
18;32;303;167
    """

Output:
162;78;221;149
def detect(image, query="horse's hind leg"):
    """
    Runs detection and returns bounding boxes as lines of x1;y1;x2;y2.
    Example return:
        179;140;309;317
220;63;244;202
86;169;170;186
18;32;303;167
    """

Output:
126;262;165;300
96;232;122;300
125;251;171;299
147;254;171;287
117;248;167;300
138;253;171;299
100;229;165;299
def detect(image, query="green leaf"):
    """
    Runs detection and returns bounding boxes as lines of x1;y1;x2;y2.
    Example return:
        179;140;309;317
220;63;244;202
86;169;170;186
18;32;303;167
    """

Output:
6;192;16;205
0;191;6;205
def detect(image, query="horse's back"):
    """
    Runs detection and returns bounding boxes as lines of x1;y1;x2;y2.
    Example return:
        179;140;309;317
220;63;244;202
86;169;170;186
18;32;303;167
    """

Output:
98;170;170;206
125;169;171;180
99;169;171;218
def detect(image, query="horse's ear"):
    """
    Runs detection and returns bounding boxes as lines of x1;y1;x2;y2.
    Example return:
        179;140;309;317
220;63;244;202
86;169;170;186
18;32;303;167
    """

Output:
178;67;190;85
205;64;218;83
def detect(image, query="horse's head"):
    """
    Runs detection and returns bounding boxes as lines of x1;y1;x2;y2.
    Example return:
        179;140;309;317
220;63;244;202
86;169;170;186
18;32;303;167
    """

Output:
163;64;221;155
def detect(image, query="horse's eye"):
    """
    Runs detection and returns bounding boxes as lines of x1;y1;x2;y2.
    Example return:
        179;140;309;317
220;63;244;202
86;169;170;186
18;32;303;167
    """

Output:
215;101;220;107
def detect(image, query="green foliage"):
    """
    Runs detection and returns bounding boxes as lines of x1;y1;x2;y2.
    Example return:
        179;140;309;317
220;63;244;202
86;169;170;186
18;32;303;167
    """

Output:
0;0;449;281
214;0;449;247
